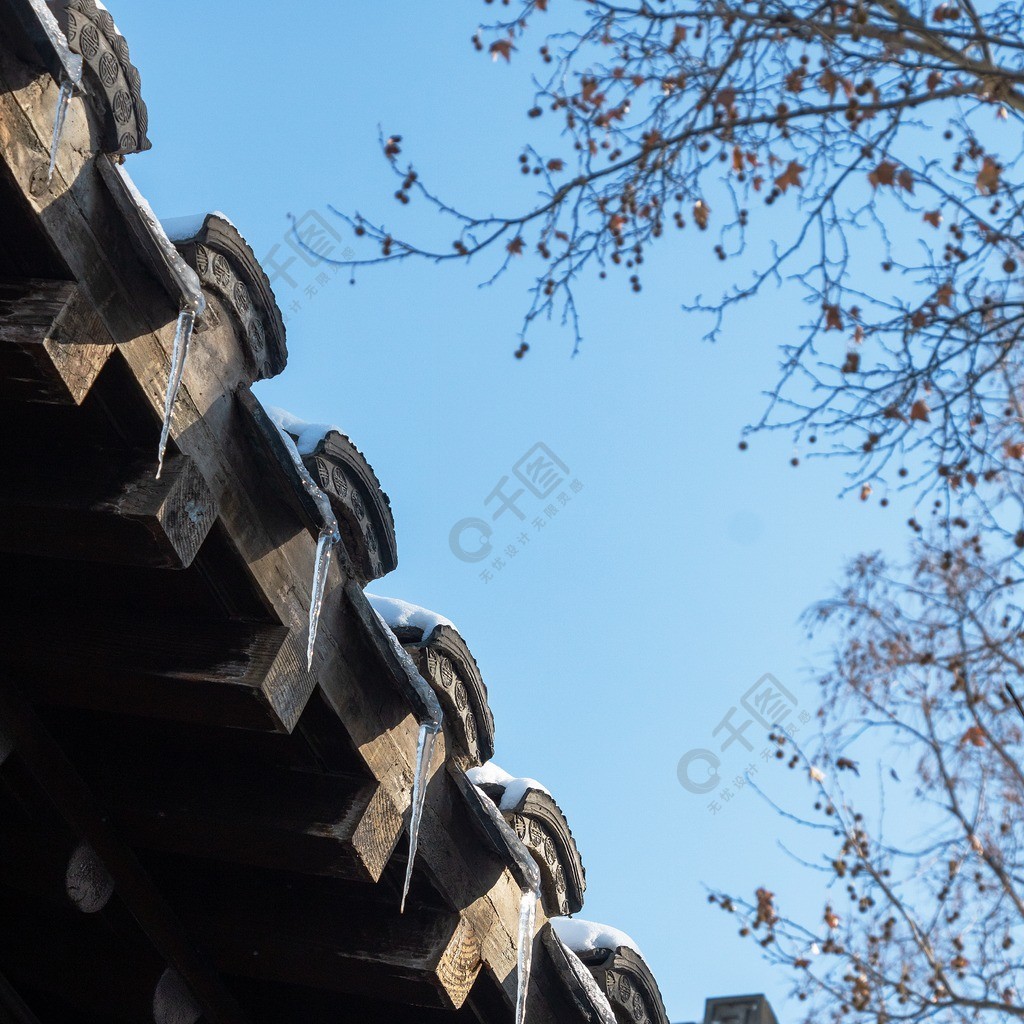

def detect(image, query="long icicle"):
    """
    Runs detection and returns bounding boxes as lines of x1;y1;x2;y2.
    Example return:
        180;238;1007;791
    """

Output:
269;419;340;668
293;473;338;670
156;308;196;478
400;720;440;913
47;78;74;185
366;603;444;913
515;886;539;1024
307;527;335;669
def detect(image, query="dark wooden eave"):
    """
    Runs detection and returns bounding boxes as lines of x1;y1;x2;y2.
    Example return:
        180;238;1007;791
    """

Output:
0;4;668;1021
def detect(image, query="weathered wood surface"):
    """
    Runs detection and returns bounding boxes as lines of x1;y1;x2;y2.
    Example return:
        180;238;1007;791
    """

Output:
0;278;114;404
0;449;217;568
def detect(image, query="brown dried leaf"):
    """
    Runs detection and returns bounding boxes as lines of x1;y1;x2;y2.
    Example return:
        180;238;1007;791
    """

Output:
715;86;737;112
775;160;806;193
785;67;806;94
489;39;514;63
960;725;986;747
868;160;898;188
977;156;1002;194
819;68;841;98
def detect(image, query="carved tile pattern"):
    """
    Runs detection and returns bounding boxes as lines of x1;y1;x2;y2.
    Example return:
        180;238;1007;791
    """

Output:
600;971;654;1024
506;812;572;916
193;243;270;378
310;454;385;581
65;0;150;154
415;649;482;766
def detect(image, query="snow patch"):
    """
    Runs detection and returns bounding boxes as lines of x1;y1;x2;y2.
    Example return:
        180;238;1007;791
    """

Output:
366;594;455;638
265;405;343;457
550;917;643;959
161;211;239;242
466;761;551;810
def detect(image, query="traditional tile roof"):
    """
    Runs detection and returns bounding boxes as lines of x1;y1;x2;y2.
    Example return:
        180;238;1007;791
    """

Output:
0;3;671;1022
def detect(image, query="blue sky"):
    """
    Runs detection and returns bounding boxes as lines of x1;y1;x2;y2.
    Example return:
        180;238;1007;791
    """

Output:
116;3;917;1018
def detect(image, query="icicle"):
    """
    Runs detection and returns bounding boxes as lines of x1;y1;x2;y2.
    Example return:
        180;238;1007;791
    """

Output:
515;885;539;1024
46;78;73;185
363;601;444;912
307;527;334;670
293;479;338;670
400;720;440;913
268;417;340;667
156;307;196;479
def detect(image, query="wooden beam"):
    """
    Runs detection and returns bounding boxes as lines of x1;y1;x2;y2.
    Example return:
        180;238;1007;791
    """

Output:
306;584;543;1017
0;278;114;405
0;673;251;1024
0;449;218;569
0;41;323;728
163;870;482;1011
0;615;295;731
94;757;399;883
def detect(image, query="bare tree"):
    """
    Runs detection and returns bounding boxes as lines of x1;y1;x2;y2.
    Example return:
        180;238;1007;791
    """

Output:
307;0;1024;501
303;6;1024;1020
712;529;1024;1022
